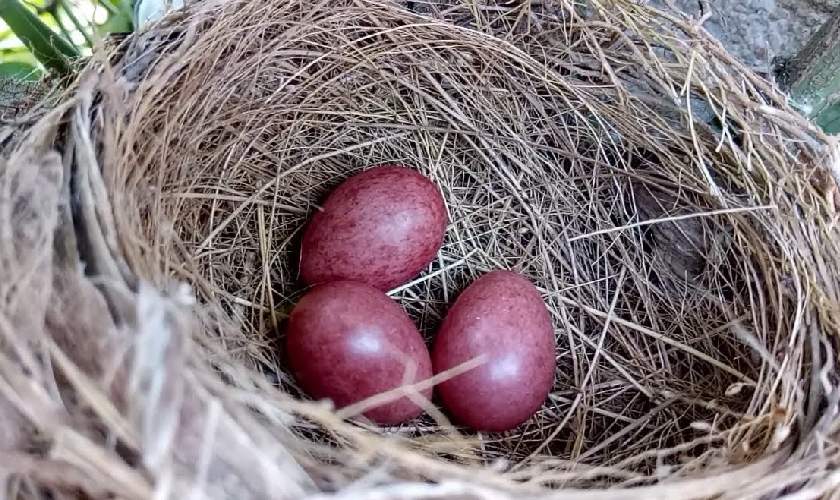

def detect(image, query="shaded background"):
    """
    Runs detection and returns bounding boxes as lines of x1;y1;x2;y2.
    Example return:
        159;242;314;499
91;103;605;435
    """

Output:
0;0;132;80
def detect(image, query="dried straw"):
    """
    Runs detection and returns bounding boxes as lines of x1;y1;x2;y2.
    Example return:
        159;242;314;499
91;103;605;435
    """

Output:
1;0;839;498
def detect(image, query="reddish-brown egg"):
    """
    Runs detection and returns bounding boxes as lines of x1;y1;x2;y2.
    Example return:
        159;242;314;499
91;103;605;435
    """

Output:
432;271;555;432
285;281;433;425
300;164;447;291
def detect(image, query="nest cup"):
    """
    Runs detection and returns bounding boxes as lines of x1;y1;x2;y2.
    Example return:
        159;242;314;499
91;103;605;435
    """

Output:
3;0;840;498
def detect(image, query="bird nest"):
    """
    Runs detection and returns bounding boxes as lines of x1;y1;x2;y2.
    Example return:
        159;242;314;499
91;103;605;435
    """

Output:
2;0;840;498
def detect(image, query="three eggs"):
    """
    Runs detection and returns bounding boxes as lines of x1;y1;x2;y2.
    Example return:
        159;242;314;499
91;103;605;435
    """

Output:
285;164;555;431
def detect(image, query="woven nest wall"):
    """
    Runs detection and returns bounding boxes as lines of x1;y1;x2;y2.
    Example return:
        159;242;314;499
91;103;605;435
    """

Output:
2;0;840;498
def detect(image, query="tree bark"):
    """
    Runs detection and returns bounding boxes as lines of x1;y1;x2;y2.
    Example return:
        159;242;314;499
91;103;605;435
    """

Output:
779;8;840;133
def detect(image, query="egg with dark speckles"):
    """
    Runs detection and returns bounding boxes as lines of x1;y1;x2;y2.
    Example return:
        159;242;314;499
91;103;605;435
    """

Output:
286;281;433;425
300;164;447;291
432;271;555;432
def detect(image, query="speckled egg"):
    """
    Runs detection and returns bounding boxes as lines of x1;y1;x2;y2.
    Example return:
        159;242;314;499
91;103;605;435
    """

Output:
299;164;447;291
286;280;433;424
432;271;555;432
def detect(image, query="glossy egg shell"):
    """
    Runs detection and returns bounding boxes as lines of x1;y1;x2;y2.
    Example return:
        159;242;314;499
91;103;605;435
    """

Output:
432;271;555;432
285;281;433;425
300;164;447;291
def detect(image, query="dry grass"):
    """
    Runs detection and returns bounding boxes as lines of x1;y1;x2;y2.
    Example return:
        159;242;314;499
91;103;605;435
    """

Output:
1;0;839;498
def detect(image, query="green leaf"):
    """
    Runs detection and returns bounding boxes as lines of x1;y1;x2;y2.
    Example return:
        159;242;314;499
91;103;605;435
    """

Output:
95;9;132;36
0;0;80;75
0;60;41;80
0;48;40;64
58;0;94;48
106;0;133;18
